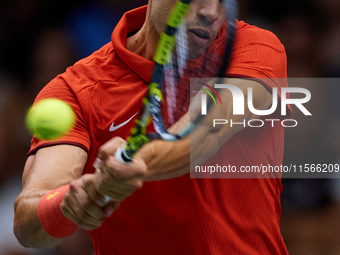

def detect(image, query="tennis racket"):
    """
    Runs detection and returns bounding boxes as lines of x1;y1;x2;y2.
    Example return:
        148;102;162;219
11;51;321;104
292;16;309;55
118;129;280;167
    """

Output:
113;0;238;164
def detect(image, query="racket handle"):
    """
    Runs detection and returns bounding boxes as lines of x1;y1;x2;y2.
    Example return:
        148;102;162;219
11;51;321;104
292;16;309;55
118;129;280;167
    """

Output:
99;146;130;205
94;168;111;205
95;146;132;205
114;146;131;164
104;195;111;204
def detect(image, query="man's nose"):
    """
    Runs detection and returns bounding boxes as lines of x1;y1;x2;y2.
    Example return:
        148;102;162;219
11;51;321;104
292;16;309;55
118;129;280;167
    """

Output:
197;0;220;23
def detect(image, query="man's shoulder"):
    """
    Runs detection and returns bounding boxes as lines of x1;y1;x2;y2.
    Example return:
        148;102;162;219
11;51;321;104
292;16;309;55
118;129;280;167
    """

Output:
235;21;285;52
61;42;132;92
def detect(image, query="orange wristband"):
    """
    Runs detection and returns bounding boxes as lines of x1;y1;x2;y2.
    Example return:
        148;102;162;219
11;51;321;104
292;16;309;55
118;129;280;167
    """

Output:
37;184;78;238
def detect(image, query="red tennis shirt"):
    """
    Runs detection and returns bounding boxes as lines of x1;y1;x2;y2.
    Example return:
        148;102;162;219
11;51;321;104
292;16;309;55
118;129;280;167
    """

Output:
28;5;290;255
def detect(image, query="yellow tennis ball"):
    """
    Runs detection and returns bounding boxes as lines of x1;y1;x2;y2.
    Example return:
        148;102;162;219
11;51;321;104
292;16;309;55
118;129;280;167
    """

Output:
26;98;75;140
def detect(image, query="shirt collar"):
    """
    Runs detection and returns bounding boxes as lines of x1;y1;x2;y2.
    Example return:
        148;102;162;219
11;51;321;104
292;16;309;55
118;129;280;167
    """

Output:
111;5;229;83
111;5;154;83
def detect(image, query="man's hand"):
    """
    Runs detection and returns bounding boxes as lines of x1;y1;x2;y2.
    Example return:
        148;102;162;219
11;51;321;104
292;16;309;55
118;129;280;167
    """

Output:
61;174;120;230
93;137;147;201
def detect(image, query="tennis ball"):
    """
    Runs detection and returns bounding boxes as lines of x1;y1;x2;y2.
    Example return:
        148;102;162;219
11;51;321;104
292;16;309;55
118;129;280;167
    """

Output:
26;98;75;140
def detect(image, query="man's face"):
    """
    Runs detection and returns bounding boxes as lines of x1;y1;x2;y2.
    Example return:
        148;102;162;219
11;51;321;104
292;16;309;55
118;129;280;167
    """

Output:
150;0;227;59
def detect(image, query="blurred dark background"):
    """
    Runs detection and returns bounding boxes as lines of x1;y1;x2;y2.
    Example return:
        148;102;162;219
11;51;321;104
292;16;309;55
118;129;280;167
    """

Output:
0;0;339;254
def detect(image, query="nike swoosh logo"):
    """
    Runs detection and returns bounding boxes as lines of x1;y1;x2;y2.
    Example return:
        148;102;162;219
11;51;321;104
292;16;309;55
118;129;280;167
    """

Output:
109;112;139;132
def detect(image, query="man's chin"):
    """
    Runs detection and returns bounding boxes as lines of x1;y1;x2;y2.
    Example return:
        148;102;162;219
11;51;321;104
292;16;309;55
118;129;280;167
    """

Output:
188;49;206;60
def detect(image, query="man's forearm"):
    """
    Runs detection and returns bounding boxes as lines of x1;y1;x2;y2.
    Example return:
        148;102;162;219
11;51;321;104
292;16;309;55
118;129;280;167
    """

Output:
14;189;63;248
141;79;273;181
140;137;190;181
14;146;88;248
142;114;251;181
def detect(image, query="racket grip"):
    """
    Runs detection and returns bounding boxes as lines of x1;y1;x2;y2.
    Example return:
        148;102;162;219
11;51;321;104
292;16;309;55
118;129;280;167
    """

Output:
104;195;111;204
114;146;127;164
94;146;130;206
102;147;130;203
114;146;132;164
94;168;111;205
101;147;128;204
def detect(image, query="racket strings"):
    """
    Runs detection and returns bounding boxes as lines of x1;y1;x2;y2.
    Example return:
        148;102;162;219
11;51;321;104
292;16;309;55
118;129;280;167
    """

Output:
162;0;237;131
162;50;224;128
164;22;190;126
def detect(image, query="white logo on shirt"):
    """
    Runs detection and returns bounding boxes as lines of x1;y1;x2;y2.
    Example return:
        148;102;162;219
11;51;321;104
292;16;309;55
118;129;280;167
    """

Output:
109;112;139;132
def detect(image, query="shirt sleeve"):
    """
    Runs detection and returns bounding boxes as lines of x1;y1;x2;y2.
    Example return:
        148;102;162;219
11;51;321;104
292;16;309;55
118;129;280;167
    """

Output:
226;21;292;117
27;74;91;156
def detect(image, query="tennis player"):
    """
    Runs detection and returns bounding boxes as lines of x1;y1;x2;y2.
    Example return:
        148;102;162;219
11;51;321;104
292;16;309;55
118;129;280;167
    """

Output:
14;0;290;254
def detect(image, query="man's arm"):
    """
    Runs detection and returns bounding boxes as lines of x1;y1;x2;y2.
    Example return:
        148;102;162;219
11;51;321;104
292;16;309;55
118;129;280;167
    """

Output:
13;145;118;248
140;78;273;180
94;78;273;188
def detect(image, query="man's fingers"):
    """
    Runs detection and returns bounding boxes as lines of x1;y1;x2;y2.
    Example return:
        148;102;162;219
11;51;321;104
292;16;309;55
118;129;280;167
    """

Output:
103;155;147;180
97;188;131;201
93;136;147;202
82;174;107;207
76;190;105;220
66;186;104;223
103;200;120;218
97;170;144;199
61;200;101;231
97;137;126;161
62;189;104;228
100;165;145;186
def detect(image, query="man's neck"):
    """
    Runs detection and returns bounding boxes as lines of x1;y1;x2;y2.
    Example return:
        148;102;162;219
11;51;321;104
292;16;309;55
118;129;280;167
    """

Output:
126;16;160;61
